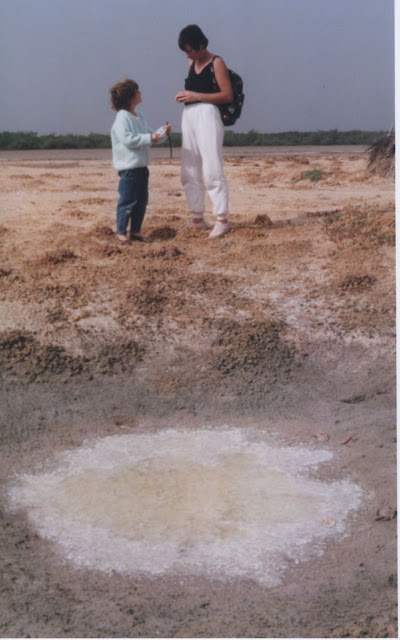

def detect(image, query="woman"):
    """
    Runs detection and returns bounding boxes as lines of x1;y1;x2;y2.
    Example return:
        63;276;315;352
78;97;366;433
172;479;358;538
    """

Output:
175;25;233;238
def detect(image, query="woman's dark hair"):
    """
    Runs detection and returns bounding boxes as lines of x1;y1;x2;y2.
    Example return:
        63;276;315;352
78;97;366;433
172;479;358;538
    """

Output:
178;24;209;51
110;78;139;111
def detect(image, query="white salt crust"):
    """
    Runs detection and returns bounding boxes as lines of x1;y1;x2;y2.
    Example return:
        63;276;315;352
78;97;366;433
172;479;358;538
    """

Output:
8;427;363;586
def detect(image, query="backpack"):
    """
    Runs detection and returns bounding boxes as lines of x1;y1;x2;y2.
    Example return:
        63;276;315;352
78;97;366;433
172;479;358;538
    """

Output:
211;57;244;127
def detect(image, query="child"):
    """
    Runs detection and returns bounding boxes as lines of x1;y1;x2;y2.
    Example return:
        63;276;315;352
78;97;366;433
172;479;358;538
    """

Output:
110;78;171;244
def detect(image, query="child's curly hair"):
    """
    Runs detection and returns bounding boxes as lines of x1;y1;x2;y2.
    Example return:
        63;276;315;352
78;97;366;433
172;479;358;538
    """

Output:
110;78;139;111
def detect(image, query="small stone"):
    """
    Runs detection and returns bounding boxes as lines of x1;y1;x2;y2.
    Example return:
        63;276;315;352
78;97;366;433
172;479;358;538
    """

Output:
324;518;336;527
375;504;397;521
313;431;330;441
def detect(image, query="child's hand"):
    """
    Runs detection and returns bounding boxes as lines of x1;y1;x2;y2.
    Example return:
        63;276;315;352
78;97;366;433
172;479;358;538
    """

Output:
164;124;172;134
151;133;161;143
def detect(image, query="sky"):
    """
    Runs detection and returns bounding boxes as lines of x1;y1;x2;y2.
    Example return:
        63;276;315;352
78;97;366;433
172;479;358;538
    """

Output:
0;0;395;135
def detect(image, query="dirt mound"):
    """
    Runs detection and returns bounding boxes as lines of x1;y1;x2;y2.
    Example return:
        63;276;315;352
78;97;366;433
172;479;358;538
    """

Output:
212;318;298;383
147;246;183;259
0;330;144;383
150;226;178;240
0;331;85;382
36;250;77;265
90;222;115;239
323;204;395;247
339;273;377;292
254;214;273;226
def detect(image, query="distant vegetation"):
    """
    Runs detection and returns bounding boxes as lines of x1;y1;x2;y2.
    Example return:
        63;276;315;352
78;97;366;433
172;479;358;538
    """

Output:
295;169;332;183
0;131;110;150
223;129;387;147
0;129;387;150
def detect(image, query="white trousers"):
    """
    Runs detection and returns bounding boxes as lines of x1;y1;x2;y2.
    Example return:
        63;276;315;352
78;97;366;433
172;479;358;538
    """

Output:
181;103;229;218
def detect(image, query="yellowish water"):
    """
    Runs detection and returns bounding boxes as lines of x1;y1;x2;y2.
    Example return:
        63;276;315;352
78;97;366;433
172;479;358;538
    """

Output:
8;427;362;586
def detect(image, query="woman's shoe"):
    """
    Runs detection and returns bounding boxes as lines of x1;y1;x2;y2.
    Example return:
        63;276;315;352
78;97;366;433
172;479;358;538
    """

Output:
209;221;230;238
186;219;208;230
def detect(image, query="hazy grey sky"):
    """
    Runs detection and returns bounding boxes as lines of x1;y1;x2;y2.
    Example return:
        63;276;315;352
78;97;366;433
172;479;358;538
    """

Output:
0;0;394;135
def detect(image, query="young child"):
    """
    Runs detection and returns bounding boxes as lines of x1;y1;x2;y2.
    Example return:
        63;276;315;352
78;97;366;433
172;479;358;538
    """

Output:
110;78;171;244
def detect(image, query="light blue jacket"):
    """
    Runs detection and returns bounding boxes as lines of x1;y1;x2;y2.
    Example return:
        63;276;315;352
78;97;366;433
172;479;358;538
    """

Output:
111;109;165;171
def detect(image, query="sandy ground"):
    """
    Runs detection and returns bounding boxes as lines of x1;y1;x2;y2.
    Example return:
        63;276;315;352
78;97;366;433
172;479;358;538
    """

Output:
0;146;396;638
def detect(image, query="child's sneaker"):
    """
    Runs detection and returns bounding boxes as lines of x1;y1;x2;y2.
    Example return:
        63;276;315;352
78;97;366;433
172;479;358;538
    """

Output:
209;221;230;238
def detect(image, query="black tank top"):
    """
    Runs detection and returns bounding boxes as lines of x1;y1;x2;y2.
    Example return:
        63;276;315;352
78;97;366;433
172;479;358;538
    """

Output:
184;56;219;101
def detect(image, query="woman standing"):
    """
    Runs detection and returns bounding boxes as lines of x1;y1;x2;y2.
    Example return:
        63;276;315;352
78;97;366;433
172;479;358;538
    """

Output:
175;25;232;238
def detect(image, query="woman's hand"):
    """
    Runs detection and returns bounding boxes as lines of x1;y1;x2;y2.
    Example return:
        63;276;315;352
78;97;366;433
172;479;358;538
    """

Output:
175;58;232;106
151;133;161;143
175;90;199;103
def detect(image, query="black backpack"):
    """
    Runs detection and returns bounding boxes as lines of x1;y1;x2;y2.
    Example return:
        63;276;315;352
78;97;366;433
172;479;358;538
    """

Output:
211;57;244;127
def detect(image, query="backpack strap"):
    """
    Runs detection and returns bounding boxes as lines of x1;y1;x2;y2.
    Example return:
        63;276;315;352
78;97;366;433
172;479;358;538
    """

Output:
209;57;220;91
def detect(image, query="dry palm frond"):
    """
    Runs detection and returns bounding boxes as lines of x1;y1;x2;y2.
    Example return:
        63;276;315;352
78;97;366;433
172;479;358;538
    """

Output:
367;129;395;176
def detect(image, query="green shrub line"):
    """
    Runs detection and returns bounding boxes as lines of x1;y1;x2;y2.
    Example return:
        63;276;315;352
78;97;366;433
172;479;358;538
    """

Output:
0;129;386;151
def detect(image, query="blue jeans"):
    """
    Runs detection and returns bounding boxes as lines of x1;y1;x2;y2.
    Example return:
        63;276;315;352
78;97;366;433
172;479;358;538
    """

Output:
116;167;149;235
